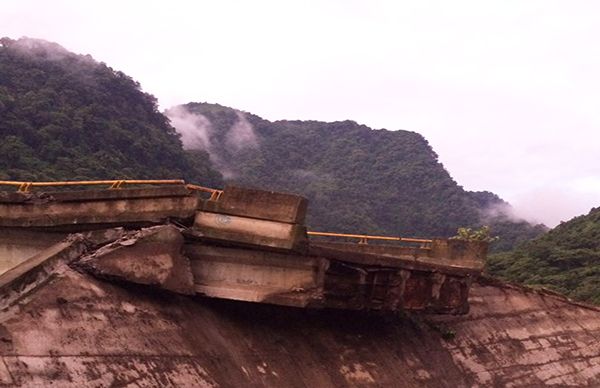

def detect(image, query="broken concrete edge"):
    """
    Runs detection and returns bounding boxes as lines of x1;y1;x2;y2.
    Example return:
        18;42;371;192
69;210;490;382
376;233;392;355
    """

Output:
476;274;600;313
74;225;195;295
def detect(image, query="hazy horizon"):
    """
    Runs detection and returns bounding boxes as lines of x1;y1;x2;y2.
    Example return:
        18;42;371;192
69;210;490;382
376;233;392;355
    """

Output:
3;0;599;227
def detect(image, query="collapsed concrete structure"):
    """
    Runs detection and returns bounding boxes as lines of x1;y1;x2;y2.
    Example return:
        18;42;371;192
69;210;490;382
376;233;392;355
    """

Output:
0;183;599;386
0;184;484;315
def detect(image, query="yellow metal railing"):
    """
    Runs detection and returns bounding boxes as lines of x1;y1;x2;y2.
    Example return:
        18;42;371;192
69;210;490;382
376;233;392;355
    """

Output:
0;179;224;200
0;179;186;192
307;231;432;245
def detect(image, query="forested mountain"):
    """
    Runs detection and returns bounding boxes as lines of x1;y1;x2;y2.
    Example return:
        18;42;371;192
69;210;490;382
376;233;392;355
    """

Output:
166;102;547;250
0;36;545;252
0;37;221;185
488;207;600;304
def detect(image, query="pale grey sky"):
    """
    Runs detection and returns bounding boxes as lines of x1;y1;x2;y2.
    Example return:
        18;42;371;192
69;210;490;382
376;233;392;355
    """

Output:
3;0;599;226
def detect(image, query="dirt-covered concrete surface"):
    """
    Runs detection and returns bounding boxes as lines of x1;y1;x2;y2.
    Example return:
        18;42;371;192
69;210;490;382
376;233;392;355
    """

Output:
0;263;599;387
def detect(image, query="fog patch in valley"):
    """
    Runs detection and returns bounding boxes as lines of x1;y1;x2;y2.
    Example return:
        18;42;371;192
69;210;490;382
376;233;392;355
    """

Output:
166;105;259;178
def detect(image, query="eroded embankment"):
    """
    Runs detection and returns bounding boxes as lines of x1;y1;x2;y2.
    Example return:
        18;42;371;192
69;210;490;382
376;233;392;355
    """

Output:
0;264;598;387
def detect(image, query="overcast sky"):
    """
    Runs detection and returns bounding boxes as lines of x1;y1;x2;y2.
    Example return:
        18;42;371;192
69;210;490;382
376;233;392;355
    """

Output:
3;1;599;226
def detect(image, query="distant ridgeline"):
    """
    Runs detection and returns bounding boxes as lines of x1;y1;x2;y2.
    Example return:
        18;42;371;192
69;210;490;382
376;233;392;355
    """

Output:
488;207;600;304
0;36;545;251
0;37;221;186
166;102;547;251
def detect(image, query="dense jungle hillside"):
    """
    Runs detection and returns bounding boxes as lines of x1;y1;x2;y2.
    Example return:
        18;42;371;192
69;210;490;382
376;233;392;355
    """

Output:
488;206;600;304
166;102;547;250
0;37;221;185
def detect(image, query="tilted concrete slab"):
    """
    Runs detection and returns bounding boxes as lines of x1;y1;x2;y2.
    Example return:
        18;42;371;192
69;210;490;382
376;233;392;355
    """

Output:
76;225;195;295
0;236;87;311
201;185;307;224
192;211;308;252
0;186;199;228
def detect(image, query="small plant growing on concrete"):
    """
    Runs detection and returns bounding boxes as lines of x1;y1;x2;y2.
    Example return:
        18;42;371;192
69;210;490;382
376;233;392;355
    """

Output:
451;226;499;243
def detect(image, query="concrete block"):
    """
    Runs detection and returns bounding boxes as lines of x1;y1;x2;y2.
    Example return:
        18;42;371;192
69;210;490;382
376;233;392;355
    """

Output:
192;211;308;252
202;185;307;224
76;225;194;295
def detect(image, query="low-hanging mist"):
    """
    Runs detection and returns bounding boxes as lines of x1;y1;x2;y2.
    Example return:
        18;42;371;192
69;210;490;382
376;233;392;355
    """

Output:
165;104;258;179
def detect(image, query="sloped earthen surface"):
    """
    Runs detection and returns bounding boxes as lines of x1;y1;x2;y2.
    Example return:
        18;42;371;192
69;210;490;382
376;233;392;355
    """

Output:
0;266;599;387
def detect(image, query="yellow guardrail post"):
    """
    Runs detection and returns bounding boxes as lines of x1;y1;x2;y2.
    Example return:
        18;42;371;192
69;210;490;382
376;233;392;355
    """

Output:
186;184;223;201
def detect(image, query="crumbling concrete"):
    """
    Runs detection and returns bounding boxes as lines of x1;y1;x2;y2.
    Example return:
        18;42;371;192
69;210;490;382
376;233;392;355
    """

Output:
76;225;195;295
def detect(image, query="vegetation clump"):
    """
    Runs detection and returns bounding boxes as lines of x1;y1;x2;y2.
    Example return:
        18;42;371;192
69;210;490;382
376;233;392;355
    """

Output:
451;226;499;243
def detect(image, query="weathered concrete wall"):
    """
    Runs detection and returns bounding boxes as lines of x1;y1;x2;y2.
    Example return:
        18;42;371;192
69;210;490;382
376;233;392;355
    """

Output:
0;229;67;274
0;266;598;387
0;187;198;228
